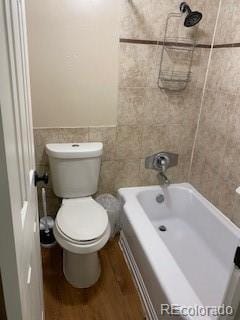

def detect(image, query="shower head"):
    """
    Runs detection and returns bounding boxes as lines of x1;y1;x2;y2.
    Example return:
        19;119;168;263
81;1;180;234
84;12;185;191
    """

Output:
180;2;202;27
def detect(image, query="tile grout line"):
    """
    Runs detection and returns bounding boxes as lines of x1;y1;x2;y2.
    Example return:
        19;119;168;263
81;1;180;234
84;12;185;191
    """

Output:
187;0;222;181
120;38;240;49
33;125;117;130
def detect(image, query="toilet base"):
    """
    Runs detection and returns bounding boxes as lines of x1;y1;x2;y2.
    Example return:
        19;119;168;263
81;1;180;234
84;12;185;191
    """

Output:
63;249;101;288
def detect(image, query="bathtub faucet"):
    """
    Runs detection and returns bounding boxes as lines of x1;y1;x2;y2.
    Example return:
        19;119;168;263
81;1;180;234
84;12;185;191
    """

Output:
158;172;170;185
145;152;178;185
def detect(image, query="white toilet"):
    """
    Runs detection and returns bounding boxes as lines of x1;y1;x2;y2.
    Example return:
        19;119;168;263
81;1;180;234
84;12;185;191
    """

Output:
46;142;110;288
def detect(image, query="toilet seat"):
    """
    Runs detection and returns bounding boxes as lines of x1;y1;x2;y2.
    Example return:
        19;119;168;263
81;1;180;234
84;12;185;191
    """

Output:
55;221;110;245
54;217;111;255
56;197;109;243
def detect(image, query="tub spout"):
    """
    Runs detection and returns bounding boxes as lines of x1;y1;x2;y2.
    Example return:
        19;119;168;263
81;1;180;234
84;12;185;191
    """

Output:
158;172;170;186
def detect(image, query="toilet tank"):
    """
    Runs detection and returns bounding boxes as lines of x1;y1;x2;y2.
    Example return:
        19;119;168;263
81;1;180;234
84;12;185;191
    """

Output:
46;143;103;198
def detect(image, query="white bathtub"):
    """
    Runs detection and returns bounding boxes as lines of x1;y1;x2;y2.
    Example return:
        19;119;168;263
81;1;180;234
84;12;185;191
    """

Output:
118;183;240;320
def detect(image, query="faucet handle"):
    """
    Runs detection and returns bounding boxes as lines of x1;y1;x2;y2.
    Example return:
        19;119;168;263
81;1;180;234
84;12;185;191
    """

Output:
154;154;169;172
145;152;178;172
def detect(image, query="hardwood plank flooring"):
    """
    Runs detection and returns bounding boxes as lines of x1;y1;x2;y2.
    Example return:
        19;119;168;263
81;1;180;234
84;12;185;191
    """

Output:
42;238;146;320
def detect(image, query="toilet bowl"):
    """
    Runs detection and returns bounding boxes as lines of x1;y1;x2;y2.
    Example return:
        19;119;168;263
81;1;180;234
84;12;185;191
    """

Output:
46;142;110;288
54;198;110;288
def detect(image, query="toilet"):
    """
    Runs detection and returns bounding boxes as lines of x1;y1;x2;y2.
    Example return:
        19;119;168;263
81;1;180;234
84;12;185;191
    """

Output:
46;142;110;288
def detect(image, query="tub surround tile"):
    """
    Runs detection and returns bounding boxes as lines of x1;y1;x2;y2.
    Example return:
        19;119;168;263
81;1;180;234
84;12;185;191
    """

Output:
214;0;240;45
120;0;173;42
221;138;240;184
117;88;148;126
120;0;219;45
98;160;121;195
139;159;159;186
119;43;159;88
189;1;240;228
192;0;221;45
98;159;141;194
233;195;240;228
113;160;141;190
140;125;182;159
88;126;117;161
214;176;240;221
200;90;234;134
195;125;228;172
117;87;201;127
116;125;142;160
206;48;240;93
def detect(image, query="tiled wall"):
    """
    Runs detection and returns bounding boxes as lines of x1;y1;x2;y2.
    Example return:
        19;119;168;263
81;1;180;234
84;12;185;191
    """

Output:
189;0;240;227
34;0;219;216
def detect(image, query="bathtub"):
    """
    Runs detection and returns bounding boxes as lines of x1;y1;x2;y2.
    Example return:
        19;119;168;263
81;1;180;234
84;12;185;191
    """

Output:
118;183;240;320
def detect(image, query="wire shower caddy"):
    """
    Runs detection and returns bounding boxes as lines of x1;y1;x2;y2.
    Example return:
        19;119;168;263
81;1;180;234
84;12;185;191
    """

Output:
158;12;198;91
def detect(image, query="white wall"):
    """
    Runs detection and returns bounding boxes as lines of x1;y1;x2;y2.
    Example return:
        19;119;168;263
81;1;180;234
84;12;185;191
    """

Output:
26;0;120;128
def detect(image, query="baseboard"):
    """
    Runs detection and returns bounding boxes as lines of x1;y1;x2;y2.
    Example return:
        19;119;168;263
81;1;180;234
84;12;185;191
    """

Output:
119;232;158;320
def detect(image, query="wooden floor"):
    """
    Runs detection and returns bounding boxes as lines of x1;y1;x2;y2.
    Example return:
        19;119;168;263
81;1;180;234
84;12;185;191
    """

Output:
42;238;145;320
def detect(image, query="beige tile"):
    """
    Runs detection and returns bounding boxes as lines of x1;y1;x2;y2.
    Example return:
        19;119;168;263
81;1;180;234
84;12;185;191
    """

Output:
200;89;235;134
195;120;227;172
34;128;62;166
189;148;206;190
114;160;141;190
179;125;196;155
190;151;219;205
177;151;193;182
221;137;240;184
192;89;232;175
98;161;120;194
34;128;89;165
228;94;240;142
205;49;228;92
214;0;240;44
118;87;191;126
120;0;218;44
117;88;147;126
165;89;201;126
191;48;211;88
140;124;182;158
148;89;184;125
198;160;219;206
206;49;240;93
232;196;240;228
119;43;159;88
120;0;177;41
139;159;159;186
116;126;142;160
89;126;117;160
190;0;220;44
98;159;141;194
58;128;89;143
214;176;238;220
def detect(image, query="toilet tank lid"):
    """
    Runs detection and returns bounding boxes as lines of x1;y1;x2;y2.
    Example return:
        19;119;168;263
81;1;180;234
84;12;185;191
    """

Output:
46;142;103;159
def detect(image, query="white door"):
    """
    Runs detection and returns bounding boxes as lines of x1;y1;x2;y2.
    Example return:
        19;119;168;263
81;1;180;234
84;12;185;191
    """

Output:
0;0;44;319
